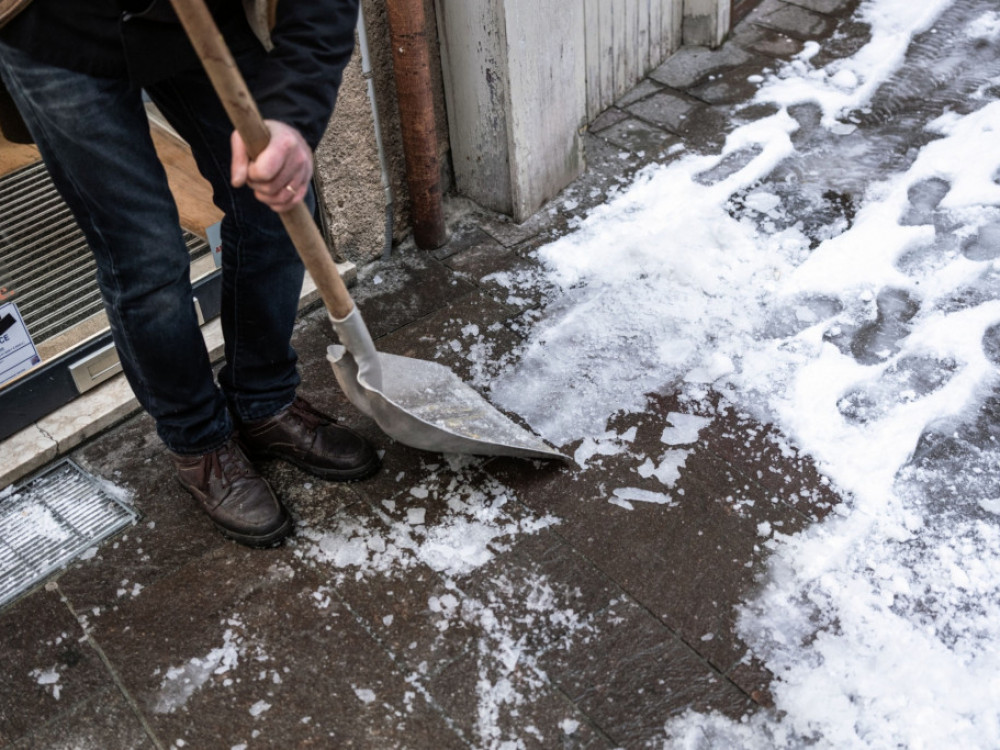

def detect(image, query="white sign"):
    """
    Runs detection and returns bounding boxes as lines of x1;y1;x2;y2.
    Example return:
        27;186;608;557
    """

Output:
0;301;41;385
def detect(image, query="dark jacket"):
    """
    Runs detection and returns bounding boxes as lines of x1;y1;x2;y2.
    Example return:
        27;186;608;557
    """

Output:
0;0;358;149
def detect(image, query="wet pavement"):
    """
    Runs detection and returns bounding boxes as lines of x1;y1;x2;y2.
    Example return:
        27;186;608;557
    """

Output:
1;0;980;747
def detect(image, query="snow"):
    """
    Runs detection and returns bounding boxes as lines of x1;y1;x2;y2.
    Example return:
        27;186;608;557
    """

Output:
660;413;712;446
298;472;558;579
446;573;595;748
30;666;61;700
637;450;688;486
479;1;1000;747
16;503;70;544
611;487;676;507
152;617;259;714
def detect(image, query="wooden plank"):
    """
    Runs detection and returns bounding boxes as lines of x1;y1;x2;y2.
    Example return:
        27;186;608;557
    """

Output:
610;0;624;102
667;0;683;57
649;0;663;69
0;116;218;239
504;0;586;220
620;0;638;101
598;0;616;114
584;0;602;121
434;0;514;215
0;136;40;179
638;0;651;76
149;123;222;238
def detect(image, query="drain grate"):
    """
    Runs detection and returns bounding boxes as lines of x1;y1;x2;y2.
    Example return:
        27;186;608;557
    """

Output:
0;459;139;609
0;161;209;344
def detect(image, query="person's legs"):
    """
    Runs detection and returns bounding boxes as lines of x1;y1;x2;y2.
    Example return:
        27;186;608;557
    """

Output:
145;49;305;424
0;41;230;454
0;42;290;546
147;50;379;481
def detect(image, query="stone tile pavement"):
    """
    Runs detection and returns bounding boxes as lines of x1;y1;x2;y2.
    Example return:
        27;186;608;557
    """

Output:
1;0;862;747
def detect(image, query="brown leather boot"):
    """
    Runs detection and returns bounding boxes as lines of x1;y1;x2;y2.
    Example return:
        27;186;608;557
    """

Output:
171;438;291;548
238;396;380;481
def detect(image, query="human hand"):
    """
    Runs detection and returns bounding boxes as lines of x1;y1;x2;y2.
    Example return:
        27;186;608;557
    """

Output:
231;120;313;213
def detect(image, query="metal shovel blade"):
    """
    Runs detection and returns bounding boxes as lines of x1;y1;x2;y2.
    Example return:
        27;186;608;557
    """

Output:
327;344;568;461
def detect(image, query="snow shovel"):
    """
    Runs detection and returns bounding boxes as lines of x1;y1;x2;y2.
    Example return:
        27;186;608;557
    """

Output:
170;0;567;462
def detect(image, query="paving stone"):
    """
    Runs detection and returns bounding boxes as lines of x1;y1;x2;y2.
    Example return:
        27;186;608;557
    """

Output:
484;395;817;679
10;687;154;750
373;291;528;388
579;131;670;198
688;62;770;106
787;0;858;16
421;530;622;748
475;198;573;249
730;21;806;60
626;90;702;133
0;588;117;744
455;530;620;668
430;222;499;262
727;654;775;708
588;108;629;134
811;17;872;67
542;596;753;746
87;548;464;748
649;44;755;90
700;400;843;522
599;117;682;156
469;252;559;318
445;186;585;254
360;447;469;517
443;235;517;283
733;101;784;128
692;142;765;184
332;555;477;681
351;249;477;339
324;464;502;676
672;105;738;153
428;651;613;749
748;1;839;40
615;79;664;108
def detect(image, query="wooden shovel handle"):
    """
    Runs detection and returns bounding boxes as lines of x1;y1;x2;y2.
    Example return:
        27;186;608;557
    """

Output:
169;0;355;320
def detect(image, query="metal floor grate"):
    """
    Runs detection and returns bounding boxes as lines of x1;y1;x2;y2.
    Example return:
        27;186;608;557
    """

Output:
0;459;139;609
0;161;209;344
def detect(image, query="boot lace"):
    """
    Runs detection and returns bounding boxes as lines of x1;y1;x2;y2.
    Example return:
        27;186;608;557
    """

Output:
209;440;253;483
286;397;331;432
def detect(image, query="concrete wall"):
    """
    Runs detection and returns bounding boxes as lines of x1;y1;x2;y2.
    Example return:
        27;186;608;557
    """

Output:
313;0;452;265
314;43;389;265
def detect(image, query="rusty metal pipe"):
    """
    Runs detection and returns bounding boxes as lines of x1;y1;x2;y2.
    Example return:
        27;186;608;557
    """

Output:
384;0;448;250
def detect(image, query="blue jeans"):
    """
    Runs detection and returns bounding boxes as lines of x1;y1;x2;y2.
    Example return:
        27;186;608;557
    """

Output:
0;41;309;455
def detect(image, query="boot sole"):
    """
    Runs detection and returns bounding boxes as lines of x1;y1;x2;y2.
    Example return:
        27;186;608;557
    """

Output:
214;513;293;549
